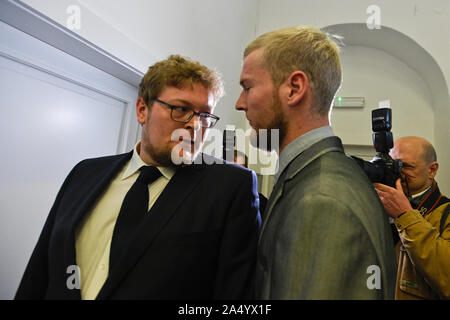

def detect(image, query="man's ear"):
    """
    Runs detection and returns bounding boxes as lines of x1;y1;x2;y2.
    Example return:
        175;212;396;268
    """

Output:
285;70;309;106
428;161;439;180
136;97;148;125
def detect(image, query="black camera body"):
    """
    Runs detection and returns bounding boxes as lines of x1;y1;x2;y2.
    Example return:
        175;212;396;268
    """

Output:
223;129;236;162
351;108;402;187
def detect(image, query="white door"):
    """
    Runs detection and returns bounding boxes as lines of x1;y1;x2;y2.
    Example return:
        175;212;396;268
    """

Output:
0;16;139;299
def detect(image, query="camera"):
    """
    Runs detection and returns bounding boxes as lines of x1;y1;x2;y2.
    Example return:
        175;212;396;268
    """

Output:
351;108;402;187
223;129;236;162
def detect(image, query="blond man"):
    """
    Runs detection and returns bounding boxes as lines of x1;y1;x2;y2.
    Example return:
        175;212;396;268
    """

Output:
236;26;396;299
16;55;261;300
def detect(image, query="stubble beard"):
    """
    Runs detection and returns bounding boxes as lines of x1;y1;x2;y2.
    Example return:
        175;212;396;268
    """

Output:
250;90;287;152
141;135;176;167
141;127;204;167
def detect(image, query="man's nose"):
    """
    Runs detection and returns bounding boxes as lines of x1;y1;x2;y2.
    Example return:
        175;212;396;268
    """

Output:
185;114;201;132
235;91;247;111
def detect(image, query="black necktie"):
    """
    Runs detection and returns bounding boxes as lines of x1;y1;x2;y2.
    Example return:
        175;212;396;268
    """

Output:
109;166;161;271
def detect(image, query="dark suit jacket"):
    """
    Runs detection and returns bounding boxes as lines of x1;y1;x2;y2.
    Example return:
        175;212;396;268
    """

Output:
15;151;261;300
258;193;268;222
256;136;397;299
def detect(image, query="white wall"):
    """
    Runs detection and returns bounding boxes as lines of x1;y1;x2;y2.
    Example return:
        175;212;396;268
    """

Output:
257;0;450;90
333;45;434;145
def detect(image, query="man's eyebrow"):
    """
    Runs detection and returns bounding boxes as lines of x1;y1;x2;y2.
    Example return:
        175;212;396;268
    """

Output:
169;99;192;106
171;99;211;111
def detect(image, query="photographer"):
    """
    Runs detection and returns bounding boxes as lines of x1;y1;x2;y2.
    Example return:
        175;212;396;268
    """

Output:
374;136;450;299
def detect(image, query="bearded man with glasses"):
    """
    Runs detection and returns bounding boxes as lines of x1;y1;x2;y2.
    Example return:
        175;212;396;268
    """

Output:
16;55;261;300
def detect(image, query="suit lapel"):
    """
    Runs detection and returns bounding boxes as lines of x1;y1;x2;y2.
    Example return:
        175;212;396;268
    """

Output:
97;163;206;299
65;152;133;237
259;136;344;243
60;152;132;299
258;168;288;244
70;152;131;217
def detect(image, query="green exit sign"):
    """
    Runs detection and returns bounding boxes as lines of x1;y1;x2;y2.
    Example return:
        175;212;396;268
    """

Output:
333;97;365;108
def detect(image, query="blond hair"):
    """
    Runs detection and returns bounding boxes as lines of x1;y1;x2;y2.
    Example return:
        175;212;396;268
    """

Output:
139;54;224;106
244;26;343;115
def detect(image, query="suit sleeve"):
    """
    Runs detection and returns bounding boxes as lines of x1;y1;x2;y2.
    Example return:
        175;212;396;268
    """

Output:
15;162;82;299
272;194;384;299
394;204;450;299
212;170;261;299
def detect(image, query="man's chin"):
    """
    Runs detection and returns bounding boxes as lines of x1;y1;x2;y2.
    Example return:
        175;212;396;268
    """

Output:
170;141;202;165
249;127;279;152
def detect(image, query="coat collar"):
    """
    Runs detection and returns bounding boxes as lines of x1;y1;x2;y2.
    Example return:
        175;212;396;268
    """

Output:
62;151;133;299
67;152;134;233
274;126;335;184
258;136;344;243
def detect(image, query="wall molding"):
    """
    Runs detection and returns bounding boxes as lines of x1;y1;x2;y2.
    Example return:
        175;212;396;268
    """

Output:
0;4;141;153
0;0;143;87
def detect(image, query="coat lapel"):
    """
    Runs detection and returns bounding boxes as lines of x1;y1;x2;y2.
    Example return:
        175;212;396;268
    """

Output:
96;162;207;299
61;152;132;299
67;152;133;230
258;136;344;243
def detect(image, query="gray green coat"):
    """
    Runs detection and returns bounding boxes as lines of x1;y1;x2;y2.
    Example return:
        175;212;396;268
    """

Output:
255;136;397;299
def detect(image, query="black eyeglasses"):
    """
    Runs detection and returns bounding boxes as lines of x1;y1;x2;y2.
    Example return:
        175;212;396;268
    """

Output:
154;99;220;128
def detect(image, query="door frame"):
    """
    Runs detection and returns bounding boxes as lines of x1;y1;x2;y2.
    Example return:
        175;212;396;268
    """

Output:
0;0;144;152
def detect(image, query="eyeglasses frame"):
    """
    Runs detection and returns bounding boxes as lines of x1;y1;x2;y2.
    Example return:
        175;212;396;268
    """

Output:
153;98;220;128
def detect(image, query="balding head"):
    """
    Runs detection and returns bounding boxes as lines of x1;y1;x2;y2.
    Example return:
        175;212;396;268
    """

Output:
390;136;439;195
394;136;437;164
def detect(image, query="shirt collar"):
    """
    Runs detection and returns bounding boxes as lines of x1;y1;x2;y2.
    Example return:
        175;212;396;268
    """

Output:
411;186;432;199
121;141;176;181
274;125;335;184
410;185;433;207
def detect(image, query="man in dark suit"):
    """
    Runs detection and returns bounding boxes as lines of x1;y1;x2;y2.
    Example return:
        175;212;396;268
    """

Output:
232;149;268;220
16;55;261;300
235;26;396;299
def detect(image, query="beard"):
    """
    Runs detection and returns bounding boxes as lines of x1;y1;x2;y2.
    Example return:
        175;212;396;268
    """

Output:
140;137;177;167
141;127;204;167
170;128;205;165
249;90;287;152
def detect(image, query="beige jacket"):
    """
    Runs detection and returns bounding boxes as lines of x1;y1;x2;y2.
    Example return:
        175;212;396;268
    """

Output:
394;202;450;299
